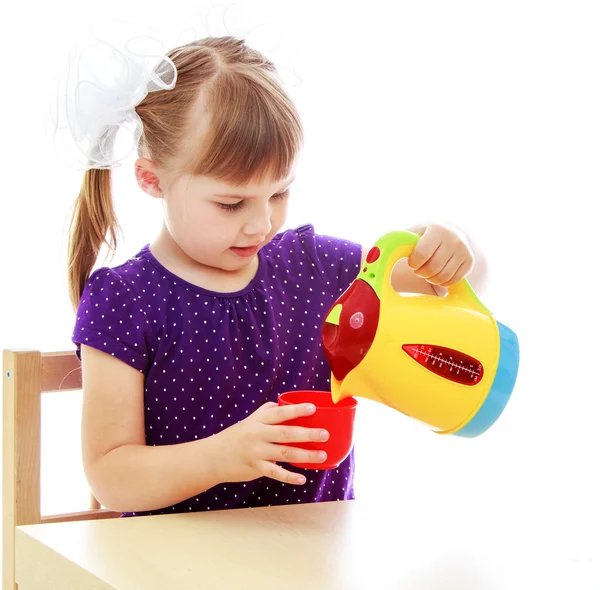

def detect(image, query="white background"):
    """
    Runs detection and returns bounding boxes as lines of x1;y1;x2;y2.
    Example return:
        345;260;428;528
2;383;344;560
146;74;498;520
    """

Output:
2;0;599;585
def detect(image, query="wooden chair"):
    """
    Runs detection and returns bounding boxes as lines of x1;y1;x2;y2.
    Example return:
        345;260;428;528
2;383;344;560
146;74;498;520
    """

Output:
2;349;120;590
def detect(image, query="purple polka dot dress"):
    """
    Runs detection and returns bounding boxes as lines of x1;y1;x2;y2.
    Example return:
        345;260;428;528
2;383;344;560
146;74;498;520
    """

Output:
73;225;362;515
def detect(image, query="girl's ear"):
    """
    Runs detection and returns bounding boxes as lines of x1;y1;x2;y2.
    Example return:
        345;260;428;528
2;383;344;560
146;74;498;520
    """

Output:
135;158;164;198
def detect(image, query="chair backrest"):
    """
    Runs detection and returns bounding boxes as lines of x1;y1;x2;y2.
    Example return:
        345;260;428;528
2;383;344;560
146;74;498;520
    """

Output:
2;349;120;590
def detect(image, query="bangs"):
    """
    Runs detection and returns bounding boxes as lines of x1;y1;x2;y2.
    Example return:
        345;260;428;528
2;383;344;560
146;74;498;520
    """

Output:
189;69;303;185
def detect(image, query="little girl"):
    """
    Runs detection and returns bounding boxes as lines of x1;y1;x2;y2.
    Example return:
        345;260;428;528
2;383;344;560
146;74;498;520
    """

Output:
63;34;486;516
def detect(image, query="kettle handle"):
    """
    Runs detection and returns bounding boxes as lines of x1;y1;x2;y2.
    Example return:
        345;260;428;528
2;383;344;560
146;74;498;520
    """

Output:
363;230;491;314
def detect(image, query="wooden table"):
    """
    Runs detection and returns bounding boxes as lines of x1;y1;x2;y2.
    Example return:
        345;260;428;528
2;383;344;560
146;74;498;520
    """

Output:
15;499;599;589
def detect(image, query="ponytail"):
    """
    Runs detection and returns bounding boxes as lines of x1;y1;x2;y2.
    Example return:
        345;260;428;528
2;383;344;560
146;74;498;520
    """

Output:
67;168;120;311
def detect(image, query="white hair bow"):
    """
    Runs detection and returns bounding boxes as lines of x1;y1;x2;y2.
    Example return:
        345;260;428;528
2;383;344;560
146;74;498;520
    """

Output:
48;21;177;170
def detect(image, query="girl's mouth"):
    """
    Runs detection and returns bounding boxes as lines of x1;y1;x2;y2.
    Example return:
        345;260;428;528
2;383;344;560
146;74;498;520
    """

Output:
230;245;260;257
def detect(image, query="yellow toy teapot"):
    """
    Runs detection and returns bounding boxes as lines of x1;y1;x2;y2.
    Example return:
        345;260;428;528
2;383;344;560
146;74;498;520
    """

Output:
322;231;519;437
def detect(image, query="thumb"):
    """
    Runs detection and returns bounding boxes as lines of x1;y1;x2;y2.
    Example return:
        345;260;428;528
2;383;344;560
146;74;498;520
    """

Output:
432;284;448;297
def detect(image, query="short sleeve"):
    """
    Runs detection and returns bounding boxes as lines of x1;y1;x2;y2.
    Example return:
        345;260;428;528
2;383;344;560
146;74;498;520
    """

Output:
296;224;362;296
73;268;151;373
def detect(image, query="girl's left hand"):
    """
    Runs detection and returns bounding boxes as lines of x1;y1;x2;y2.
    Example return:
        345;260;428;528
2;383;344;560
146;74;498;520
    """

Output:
407;223;475;293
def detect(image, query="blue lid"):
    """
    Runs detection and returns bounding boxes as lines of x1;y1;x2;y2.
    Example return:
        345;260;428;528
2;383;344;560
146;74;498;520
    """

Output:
453;321;519;438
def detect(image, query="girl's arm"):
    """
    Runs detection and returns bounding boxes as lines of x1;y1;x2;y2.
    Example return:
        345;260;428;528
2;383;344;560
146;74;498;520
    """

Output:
81;345;328;513
80;344;224;512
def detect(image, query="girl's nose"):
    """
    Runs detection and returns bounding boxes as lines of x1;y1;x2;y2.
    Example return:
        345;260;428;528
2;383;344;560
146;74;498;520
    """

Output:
244;208;272;237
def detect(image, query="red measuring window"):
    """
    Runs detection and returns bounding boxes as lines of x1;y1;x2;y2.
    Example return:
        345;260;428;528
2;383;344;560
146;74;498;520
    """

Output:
402;344;483;385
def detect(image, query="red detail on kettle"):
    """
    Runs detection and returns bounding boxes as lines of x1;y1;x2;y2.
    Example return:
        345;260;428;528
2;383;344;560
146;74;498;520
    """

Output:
402;344;483;385
366;247;380;263
322;280;380;382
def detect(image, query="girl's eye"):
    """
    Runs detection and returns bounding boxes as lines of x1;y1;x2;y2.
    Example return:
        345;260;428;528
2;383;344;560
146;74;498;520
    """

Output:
217;201;244;212
217;189;289;212
271;189;290;201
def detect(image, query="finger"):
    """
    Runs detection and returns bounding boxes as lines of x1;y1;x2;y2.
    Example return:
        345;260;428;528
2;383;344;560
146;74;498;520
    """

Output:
412;243;454;280
268;425;330;444
408;231;441;271
438;260;471;287
256;460;308;485
258;401;278;411
261;402;316;425
269;444;328;466
426;254;462;285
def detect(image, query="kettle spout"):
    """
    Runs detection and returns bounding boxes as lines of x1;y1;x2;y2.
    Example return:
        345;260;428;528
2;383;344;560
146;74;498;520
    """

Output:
330;377;344;404
330;369;384;406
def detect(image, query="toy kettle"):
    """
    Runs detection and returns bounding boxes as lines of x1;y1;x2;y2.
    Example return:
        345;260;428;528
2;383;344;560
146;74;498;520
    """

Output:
322;231;519;437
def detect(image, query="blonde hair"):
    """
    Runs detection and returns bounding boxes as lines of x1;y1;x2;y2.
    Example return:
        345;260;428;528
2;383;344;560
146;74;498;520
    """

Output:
67;36;303;310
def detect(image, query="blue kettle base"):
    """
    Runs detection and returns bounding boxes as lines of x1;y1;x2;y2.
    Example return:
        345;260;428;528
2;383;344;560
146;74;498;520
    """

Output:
452;321;520;438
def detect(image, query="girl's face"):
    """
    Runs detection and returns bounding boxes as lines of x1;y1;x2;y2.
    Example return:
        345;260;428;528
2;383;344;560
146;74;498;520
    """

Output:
159;171;294;274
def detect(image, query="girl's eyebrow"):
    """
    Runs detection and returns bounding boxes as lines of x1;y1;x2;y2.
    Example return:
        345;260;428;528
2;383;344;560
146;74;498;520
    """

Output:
214;176;296;199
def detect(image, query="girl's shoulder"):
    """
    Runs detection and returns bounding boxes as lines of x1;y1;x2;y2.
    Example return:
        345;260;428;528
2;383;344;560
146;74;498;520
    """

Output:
82;245;159;297
266;224;361;260
263;224;362;295
74;246;167;373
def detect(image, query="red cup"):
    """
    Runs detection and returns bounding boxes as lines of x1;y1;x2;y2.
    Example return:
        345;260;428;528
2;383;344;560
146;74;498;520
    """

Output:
277;390;357;470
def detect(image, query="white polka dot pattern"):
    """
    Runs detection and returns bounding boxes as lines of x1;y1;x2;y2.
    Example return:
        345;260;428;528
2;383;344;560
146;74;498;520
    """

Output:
73;225;362;515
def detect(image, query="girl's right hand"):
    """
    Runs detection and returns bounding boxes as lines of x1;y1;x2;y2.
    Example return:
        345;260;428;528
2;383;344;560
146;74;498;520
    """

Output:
214;401;329;485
